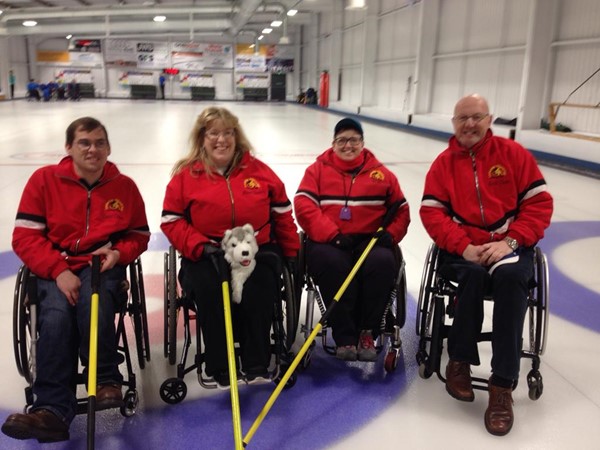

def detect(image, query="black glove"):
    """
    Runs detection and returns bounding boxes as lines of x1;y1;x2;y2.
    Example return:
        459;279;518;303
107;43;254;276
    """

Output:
330;233;354;250
202;243;224;259
374;230;395;248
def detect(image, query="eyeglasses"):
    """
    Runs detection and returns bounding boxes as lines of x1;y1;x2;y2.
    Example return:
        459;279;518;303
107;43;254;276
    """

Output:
206;129;235;140
452;113;489;124
75;139;108;151
333;136;363;147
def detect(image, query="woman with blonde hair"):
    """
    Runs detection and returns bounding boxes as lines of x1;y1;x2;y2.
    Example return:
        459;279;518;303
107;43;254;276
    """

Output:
161;107;298;388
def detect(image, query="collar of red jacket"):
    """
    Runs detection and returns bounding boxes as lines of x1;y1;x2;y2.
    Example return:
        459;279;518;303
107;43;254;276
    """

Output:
56;155;119;181
448;129;494;155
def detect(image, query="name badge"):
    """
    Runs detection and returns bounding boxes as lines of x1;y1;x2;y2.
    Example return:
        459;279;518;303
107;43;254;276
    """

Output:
339;206;352;221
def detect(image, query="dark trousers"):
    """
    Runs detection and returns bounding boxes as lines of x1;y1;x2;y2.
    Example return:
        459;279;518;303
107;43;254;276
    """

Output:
10;85;15;99
442;248;534;380
180;247;279;377
306;240;396;347
33;265;125;424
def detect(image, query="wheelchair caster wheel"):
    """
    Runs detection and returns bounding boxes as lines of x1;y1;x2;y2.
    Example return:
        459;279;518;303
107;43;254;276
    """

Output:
384;350;398;373
276;369;297;389
160;377;187;404
527;371;543;400
120;390;138;417
300;344;315;370
418;362;433;379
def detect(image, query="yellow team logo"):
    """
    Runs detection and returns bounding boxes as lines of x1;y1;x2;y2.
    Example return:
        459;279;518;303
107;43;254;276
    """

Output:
244;178;261;189
105;199;124;212
488;165;507;178
370;170;385;181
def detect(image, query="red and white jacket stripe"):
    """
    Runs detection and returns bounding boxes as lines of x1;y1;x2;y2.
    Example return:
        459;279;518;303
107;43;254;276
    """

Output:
13;156;150;280
420;130;553;255
161;152;299;259
294;148;410;243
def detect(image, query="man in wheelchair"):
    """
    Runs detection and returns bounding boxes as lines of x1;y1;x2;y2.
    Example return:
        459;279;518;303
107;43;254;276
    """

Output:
295;117;410;362
420;94;553;436
2;117;150;443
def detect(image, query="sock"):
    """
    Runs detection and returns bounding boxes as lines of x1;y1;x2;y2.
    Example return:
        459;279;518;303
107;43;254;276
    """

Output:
490;374;513;388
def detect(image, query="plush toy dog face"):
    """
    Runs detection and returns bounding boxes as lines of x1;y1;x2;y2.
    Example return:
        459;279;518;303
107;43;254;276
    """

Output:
222;224;258;269
222;224;258;304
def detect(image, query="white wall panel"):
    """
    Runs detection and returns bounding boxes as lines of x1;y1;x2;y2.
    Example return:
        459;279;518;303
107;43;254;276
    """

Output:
430;58;462;113
392;6;418;59
340;67;361;104
468;0;504;50
342;25;365;66
374;61;413;110
556;0;600;41
437;0;469;54
318;35;333;71
503;0;530;46
550;45;600;134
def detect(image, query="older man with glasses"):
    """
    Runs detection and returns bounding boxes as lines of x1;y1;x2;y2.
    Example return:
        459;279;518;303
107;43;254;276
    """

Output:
295;117;410;363
420;94;553;436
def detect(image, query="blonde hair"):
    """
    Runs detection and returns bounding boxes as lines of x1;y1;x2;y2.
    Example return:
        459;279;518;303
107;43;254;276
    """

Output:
171;106;255;176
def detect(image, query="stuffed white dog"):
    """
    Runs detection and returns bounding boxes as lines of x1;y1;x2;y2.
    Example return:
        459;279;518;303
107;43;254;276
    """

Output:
221;223;259;304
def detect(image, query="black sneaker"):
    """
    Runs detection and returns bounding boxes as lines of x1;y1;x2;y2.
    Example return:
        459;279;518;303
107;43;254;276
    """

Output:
213;371;232;390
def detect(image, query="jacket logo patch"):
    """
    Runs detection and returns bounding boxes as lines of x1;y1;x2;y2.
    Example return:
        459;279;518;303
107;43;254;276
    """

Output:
488;165;507;178
370;170;385;181
244;178;260;189
105;199;124;211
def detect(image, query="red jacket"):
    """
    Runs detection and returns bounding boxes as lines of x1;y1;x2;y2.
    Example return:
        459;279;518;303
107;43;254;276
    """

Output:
420;131;553;255
161;152;299;259
13;156;150;280
294;148;410;243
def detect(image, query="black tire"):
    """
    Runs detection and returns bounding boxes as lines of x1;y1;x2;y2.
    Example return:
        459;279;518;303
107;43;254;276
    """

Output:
282;265;298;350
13;266;33;383
130;259;150;369
160;378;187;404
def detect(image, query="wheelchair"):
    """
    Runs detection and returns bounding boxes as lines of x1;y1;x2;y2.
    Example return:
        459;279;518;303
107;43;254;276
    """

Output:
12;258;151;417
415;243;549;400
297;232;407;373
159;246;300;404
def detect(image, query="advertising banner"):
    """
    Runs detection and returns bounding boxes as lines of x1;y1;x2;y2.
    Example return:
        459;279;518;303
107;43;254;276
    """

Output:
118;71;154;85
179;73;214;87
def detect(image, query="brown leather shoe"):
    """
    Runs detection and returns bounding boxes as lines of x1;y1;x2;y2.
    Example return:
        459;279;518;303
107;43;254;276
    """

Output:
445;360;474;402
1;409;69;443
485;382;514;436
96;384;124;411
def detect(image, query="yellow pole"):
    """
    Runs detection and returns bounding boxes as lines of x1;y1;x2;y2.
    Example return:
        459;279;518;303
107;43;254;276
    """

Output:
243;232;380;446
221;278;243;450
87;256;101;450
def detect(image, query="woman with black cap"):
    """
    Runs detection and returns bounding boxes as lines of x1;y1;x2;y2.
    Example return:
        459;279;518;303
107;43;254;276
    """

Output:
294;117;410;361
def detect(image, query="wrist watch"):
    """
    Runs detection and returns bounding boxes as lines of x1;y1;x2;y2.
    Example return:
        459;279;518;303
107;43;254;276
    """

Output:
503;236;519;251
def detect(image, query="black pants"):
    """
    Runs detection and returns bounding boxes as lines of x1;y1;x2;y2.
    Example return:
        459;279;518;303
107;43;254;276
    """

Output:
179;247;279;376
306;240;396;347
442;247;534;380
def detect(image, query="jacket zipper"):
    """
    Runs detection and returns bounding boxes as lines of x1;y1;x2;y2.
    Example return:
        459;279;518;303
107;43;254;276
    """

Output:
225;176;235;226
469;150;492;239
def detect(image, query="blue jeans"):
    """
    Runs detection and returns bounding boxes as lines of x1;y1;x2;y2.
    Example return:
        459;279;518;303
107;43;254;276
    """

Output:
442;248;534;381
32;265;125;424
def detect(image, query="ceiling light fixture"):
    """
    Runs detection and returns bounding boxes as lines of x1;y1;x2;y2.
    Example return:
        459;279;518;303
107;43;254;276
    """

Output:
22;20;37;27
271;20;282;27
153;15;166;22
262;28;272;34
66;34;72;39
258;35;264;40
249;44;255;49
287;9;297;16
345;0;366;9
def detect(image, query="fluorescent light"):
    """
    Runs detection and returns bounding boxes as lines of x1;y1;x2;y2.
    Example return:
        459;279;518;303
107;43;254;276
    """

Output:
258;35;264;40
271;20;282;27
345;0;366;9
66;34;72;39
287;9;297;16
23;20;37;27
249;44;255;49
262;28;272;34
153;15;166;22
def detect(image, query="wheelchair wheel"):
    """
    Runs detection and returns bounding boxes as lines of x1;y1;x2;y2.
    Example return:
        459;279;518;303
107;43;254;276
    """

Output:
533;247;549;355
164;247;179;365
527;369;544;400
120;389;139;417
130;259;151;369
282;264;298;350
416;244;439;337
160;377;187;404
13;266;34;384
